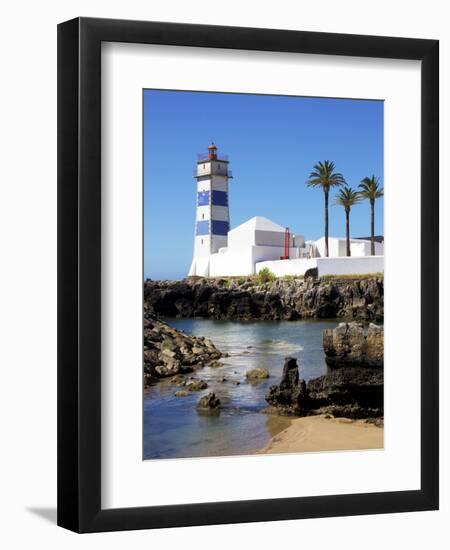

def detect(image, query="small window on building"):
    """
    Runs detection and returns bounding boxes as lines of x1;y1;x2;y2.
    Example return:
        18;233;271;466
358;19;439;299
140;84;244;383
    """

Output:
201;239;203;245
202;213;204;219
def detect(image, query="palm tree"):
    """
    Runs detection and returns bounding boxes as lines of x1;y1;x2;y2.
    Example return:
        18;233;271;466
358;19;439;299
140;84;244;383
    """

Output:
359;175;384;255
306;160;346;257
334;186;362;256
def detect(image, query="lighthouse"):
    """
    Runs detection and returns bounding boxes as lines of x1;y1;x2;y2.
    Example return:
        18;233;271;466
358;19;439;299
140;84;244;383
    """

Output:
188;143;232;276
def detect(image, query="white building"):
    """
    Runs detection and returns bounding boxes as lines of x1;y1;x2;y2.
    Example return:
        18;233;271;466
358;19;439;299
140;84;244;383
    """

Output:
188;145;384;278
208;216;306;277
308;236;384;258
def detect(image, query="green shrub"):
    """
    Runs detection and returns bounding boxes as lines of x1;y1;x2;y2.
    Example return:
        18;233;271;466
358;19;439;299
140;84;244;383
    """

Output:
257;267;276;284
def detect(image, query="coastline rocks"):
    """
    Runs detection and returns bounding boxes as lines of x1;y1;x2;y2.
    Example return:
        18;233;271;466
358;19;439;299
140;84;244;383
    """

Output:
185;379;208;391
208;360;225;368
306;367;383;418
265;356;383;419
144;276;384;322
169;374;187;386
143;315;222;387
323;322;383;368
265;357;308;415
196;392;221;414
246;367;270;381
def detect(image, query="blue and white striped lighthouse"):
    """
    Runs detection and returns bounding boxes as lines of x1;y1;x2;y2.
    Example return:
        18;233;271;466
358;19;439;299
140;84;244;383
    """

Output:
188;143;232;276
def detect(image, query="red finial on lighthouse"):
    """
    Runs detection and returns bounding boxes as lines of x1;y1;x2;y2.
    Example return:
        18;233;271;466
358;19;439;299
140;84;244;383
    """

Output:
208;142;217;160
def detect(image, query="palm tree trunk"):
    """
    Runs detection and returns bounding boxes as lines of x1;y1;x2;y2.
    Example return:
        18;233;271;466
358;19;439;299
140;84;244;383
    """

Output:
324;188;329;257
346;209;351;256
370;199;375;255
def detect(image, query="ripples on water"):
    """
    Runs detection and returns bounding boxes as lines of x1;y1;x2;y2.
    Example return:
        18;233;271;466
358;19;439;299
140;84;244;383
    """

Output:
143;319;337;460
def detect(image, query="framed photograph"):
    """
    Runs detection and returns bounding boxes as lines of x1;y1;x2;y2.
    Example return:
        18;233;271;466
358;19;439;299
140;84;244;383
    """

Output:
57;17;439;532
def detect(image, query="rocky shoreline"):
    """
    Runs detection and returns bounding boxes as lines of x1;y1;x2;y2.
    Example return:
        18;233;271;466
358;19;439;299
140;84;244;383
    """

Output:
144;312;384;421
265;322;384;420
266;357;383;420
144;276;383;322
323;321;383;368
143;314;222;388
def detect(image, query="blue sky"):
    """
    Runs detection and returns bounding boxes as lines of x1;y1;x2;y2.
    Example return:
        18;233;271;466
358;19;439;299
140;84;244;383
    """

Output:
144;90;384;280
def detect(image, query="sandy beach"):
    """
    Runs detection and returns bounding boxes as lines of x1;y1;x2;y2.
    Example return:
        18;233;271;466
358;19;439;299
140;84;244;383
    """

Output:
261;414;383;454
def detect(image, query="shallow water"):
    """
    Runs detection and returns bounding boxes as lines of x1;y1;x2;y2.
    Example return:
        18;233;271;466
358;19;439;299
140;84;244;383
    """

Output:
143;318;337;460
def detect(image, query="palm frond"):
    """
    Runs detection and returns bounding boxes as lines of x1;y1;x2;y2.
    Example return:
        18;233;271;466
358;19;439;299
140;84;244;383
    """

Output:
333;186;362;209
305;160;346;189
358;175;384;201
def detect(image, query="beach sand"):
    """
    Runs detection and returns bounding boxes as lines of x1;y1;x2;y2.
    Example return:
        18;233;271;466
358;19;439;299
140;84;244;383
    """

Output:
260;414;383;454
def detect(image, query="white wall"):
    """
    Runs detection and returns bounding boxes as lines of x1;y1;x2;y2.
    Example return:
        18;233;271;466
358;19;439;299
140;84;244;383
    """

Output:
193;234;211;257
351;240;384;256
209;247;254;276
256;258;319;276
196;162;211;176
315;236;384;257
314;236;337;257
210;176;228;192
227;225;256;248
228;227;297;249
209;244;305;276
197;176;229;193
188;255;211;276
256;255;384;277
1;1;449;550
254;229;293;247
317;255;384;276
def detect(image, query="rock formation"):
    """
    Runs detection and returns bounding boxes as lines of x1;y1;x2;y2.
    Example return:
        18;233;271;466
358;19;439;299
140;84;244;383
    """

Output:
144;276;383;322
196;392;221;414
143;315;222;387
323;322;383;368
185;379;208;391
265;356;383;419
265;357;308;415
246;367;270;381
306;367;383;418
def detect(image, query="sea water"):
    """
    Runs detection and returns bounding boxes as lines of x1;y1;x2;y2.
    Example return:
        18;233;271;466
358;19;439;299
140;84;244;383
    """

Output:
143;319;336;460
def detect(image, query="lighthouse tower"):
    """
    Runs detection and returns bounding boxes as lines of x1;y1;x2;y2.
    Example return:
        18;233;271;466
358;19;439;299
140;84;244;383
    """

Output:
188;143;232;276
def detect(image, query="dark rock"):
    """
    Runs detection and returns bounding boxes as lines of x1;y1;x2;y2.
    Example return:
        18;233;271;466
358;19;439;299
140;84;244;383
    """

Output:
323;322;383;368
265;357;308;415
170;374;187;386
144;277;383;322
196;392;221;414
143;314;222;387
185;379;208;391
246;367;270;381
266;357;383;419
304;267;318;280
306;367;383;418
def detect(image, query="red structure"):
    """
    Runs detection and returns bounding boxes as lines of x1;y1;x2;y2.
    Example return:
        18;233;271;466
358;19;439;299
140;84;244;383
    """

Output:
280;227;290;260
208;142;218;160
